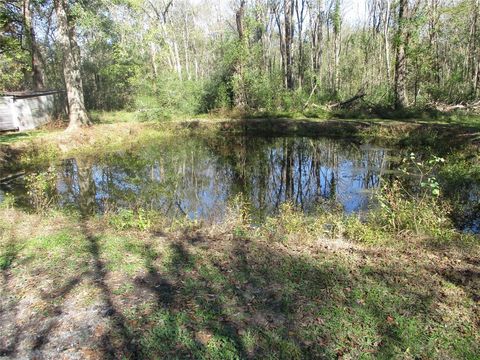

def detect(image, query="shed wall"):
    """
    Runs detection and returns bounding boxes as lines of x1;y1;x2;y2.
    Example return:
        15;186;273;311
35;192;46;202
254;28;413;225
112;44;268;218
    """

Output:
0;97;17;131
15;95;55;131
0;94;56;132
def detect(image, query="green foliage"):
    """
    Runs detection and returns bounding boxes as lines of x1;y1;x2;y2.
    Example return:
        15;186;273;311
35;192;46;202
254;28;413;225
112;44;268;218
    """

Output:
0;46;30;91
200;33;314;114
108;208;152;230
83;46;139;110
0;193;15;209
20;143;60;168
134;76;203;120
375;179;451;235
199;38;238;113
0;248;16;270
0;1;30;91
331;0;342;33
261;202;345;243
344;216;388;244
25;168;58;213
362;154;453;240
342;154;475;245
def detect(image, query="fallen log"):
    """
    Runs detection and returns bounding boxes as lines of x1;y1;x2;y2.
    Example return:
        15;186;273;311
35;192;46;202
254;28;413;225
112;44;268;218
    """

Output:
0;171;25;184
302;83;318;110
430;100;480;112
332;91;366;109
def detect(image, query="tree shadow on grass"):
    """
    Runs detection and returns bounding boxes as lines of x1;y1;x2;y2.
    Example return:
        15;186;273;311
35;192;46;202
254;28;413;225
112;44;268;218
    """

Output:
126;227;479;358
0;233;22;357
80;222;142;359
2;219;477;358
147;231;477;358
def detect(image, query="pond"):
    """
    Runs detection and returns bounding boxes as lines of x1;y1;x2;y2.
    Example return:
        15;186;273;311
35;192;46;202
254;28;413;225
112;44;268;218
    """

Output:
1;134;479;232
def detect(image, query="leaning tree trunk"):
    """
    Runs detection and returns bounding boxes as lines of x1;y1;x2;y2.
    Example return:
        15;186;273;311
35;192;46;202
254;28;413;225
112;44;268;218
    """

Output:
394;0;408;109
54;0;90;130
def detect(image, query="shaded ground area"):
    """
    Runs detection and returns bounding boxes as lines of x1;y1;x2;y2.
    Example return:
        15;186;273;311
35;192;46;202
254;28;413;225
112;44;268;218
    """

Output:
221;118;480;146
1;209;479;359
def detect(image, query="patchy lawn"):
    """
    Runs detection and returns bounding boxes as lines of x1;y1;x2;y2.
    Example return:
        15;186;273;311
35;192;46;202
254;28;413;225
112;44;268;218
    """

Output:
1;208;478;359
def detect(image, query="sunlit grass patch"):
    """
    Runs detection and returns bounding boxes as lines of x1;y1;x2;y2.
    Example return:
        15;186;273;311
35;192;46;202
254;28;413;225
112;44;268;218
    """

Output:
98;234;153;275
0;129;49;145
90;110;139;124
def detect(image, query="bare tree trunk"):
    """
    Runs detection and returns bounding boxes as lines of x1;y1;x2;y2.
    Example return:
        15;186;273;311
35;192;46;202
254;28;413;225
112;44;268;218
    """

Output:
428;0;440;86
236;0;245;40
311;0;324;89
234;0;247;108
285;0;294;89
470;0;480;96
183;11;191;81
171;40;182;80
332;0;341;97
394;0;408;109
54;0;90;130
273;4;287;87
295;0;306;89
150;42;159;79
383;0;391;86
24;0;45;90
194;55;199;81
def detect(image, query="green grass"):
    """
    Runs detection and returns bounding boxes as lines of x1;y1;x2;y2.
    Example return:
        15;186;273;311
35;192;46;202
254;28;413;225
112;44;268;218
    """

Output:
0;207;478;358
0;129;48;145
90;110;140;124
1;108;479;358
220;106;480;132
2;109;479;174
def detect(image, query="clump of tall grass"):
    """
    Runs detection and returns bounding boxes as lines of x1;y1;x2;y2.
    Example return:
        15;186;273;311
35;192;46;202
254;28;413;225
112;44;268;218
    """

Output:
261;201;345;243
0;193;15;209
375;154;451;235
20;143;60;168
107;208;153;231
345;154;467;244
25;167;58;213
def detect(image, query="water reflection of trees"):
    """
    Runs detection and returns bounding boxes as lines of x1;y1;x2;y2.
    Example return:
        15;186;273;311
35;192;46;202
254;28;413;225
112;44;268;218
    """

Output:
210;136;389;215
55;136;390;221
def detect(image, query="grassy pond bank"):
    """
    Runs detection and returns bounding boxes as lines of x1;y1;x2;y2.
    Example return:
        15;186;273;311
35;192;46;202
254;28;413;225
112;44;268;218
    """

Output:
0;114;479;358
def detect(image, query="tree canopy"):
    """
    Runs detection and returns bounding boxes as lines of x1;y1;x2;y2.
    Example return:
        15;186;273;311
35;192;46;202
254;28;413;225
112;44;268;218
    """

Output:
2;0;480;119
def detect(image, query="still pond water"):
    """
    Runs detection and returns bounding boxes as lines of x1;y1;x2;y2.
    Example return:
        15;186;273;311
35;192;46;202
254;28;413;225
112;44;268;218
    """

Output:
1;135;478;232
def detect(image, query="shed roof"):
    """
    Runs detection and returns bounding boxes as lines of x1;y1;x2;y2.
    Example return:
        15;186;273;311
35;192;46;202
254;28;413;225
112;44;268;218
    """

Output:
0;90;64;99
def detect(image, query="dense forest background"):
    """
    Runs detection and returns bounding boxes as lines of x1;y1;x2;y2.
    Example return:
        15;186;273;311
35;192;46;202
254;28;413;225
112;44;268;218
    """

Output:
2;0;480;118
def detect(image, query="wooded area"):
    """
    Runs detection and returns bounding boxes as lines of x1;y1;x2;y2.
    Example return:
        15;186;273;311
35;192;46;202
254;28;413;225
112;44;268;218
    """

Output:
3;0;480;124
2;2;480;359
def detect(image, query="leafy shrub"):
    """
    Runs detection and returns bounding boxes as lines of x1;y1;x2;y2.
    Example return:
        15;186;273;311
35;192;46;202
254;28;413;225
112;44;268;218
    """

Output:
344;216;388;244
374;179;451;235
0;193;15;209
20;144;60;167
369;155;455;240
262;202;331;243
108;208;152;231
134;75;203;120
344;154;462;244
25;168;58;213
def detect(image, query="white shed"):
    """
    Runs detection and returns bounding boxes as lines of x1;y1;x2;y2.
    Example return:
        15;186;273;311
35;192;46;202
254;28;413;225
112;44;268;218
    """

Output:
0;90;63;132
